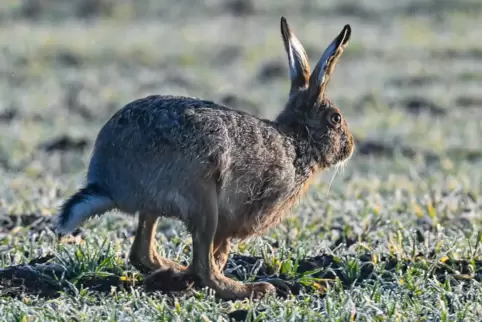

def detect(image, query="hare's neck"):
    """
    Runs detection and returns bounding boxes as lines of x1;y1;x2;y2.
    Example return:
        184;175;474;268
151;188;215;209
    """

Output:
271;120;326;184
292;139;326;183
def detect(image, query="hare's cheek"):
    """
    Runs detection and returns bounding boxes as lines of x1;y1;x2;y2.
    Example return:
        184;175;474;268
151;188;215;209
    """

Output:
333;135;344;155
342;134;355;158
334;135;342;149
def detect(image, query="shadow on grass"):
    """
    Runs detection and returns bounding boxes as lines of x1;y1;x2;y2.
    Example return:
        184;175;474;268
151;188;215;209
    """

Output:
0;256;138;299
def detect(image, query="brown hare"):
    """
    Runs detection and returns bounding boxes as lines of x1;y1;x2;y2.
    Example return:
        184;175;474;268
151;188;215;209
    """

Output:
56;17;355;301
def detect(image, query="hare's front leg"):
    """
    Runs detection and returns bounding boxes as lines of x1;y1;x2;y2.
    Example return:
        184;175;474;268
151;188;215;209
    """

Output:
129;213;185;274
189;186;276;301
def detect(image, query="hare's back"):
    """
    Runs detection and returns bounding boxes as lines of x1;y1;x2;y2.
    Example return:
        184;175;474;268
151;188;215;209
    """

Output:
92;95;261;156
86;95;260;207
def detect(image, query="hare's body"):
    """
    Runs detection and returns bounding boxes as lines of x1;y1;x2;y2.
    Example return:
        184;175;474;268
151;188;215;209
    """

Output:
87;95;310;239
56;17;355;301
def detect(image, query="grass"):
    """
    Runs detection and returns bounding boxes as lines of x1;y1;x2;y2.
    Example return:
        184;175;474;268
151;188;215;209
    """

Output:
1;0;482;321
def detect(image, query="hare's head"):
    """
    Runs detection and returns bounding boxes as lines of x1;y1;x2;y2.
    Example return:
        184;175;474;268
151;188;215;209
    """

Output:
277;17;355;168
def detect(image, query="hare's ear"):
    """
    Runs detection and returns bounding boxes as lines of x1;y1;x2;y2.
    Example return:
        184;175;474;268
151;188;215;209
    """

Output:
308;24;351;101
280;17;310;97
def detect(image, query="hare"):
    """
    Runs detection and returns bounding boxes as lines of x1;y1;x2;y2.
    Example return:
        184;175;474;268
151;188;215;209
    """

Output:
55;17;355;301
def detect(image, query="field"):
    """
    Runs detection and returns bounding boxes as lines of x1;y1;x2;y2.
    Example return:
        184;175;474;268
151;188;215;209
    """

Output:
1;0;482;321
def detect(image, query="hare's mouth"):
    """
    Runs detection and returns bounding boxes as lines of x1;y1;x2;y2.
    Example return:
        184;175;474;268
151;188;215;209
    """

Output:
335;154;351;168
333;133;355;166
332;155;348;170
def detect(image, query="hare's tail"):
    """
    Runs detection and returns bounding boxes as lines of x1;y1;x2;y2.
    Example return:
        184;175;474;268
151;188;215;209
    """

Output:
56;183;115;234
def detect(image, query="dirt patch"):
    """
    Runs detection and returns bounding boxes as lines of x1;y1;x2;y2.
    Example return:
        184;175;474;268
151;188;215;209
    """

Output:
0;258;138;299
220;94;261;116
227;309;252;321
444;148;482;163
0;262;66;298
223;0;256;16
18;0;115;20
214;46;243;66
0;108;18;123
0;213;89;241
64;84;95;121
330;3;381;20
0;213;55;234
38;135;89;152
388;75;440;88
356;93;447;117
455;96;482;109
257;60;286;83
355;137;482;163
225;252;482;297
355;137;438;162
431;48;482;60
395;97;446;116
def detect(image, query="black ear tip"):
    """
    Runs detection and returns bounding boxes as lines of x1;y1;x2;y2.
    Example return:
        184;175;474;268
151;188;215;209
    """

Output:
341;24;351;35
280;16;290;35
342;24;352;42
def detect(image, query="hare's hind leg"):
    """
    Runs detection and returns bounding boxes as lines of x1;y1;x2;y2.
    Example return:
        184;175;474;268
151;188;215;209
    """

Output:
135;212;196;293
189;184;276;301
129;213;185;274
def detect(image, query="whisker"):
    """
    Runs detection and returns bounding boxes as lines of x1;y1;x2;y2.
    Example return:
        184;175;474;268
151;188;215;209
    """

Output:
327;164;339;194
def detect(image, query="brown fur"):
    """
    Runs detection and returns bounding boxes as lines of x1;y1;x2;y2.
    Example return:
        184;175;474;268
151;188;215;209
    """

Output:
56;17;355;301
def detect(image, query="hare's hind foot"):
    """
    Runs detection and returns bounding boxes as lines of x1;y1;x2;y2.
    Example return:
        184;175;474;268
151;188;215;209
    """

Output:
203;274;276;301
196;239;276;300
210;242;276;300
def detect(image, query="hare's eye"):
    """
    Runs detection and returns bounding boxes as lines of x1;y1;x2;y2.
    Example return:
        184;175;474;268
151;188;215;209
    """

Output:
329;112;342;126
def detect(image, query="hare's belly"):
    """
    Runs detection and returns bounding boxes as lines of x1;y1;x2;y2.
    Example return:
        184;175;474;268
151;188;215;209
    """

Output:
216;164;320;239
217;182;296;239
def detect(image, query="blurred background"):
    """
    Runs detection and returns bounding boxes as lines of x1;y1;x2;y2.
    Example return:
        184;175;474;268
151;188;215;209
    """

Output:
0;0;481;213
